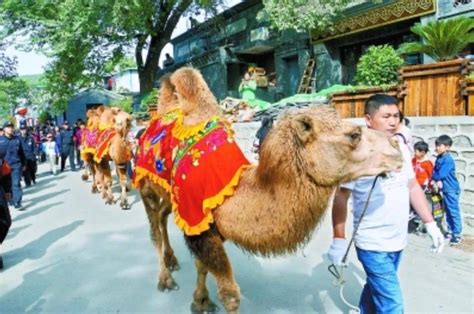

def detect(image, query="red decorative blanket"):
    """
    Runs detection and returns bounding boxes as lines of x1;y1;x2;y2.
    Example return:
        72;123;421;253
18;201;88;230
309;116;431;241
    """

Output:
81;127;99;159
134;111;250;235
94;128;117;163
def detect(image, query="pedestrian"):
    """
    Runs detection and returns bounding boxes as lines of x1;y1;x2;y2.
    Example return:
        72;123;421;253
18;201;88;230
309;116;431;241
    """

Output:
0;121;26;210
74;120;85;169
59;121;76;172
54;126;61;166
412;141;433;191
327;94;444;313
43;133;60;175
0;145;12;269
394;111;413;153
432;134;462;245
253;114;273;156
19;125;37;186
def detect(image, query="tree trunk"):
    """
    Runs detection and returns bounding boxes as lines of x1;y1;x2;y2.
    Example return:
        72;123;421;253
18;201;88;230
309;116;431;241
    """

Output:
138;35;167;94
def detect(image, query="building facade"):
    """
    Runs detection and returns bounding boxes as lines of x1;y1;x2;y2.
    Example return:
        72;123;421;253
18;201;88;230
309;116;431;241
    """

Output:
162;0;472;102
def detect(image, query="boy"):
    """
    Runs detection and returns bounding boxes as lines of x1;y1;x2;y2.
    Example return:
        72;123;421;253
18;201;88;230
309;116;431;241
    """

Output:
432;134;462;245
412;141;433;191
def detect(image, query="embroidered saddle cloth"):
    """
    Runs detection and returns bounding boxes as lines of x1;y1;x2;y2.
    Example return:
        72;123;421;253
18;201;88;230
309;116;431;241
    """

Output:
81;127;99;159
134;111;250;235
134;109;180;192
94;128;117;163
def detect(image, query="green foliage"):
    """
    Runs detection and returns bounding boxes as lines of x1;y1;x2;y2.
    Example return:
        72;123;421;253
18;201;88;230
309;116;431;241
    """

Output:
0;77;31;117
140;88;159;112
398;17;474;62
263;0;351;31
112;96;133;114
0;0;225;100
0;42;17;79
38;110;50;124
355;45;404;86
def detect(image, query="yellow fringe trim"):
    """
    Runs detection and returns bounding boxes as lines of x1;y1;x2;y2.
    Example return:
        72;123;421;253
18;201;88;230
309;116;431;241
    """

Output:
172;164;251;236
80;147;96;160
133;166;171;193
98;122;113;131
172;113;221;141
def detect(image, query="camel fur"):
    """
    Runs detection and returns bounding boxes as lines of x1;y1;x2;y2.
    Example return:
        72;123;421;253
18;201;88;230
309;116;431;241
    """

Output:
93;107;133;209
137;67;403;313
81;106;104;193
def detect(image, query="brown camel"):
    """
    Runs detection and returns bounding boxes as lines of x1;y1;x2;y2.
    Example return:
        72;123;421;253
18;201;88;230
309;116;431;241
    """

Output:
136;67;403;313
94;107;133;209
81;106;104;193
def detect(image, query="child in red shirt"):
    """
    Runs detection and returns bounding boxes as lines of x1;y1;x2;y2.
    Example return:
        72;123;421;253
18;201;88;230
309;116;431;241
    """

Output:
412;141;433;191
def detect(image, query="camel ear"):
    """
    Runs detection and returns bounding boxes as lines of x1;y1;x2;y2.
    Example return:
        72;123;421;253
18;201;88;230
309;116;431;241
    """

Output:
293;114;315;143
111;107;121;115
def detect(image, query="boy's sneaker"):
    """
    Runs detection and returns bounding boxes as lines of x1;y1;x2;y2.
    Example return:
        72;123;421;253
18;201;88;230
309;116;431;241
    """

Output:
444;233;452;240
450;236;462;246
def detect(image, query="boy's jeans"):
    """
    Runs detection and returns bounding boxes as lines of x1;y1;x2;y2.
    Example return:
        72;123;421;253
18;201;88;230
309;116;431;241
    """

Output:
356;248;403;314
443;191;462;237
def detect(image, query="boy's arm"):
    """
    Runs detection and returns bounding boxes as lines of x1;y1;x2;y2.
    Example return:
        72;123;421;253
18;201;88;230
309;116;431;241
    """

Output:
432;156;454;181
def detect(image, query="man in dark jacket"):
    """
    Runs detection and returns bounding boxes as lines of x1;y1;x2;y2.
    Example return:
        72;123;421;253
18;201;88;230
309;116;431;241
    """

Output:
59;121;76;172
19;125;37;186
0;121;26;210
0;144;12;269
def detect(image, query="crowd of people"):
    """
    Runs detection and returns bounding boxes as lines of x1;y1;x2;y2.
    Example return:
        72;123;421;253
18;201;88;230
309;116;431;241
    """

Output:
0;118;86;268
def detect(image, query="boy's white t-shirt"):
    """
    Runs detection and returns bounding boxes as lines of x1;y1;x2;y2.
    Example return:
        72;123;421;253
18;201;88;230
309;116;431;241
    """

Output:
341;143;414;252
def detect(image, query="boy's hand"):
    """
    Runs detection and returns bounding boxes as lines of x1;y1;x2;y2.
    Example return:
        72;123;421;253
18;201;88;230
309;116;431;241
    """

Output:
436;181;443;189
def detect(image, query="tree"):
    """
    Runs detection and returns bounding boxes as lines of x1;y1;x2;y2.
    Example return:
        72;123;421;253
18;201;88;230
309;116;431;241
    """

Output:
0;42;17;79
355;45;404;86
263;0;352;31
398;17;474;62
0;77;30;118
0;0;225;113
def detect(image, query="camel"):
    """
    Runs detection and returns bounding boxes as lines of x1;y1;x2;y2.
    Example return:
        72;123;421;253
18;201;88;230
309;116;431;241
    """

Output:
93;107;133;209
135;67;403;313
81;106;104;193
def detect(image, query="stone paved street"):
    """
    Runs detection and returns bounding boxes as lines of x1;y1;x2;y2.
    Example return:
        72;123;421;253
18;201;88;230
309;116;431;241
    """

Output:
0;163;473;313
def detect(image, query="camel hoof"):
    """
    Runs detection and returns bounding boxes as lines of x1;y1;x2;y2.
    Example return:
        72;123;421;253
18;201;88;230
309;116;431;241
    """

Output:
157;278;179;292
120;200;130;210
191;298;219;313
81;174;89;181
91;187;98;194
105;199;116;205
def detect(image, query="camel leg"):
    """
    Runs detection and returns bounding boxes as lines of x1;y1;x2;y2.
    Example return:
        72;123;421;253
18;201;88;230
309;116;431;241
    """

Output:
100;159;115;204
140;188;178;291
81;157;90;181
116;163;130;209
90;161;99;193
191;259;218;313
158;200;179;271
185;229;240;313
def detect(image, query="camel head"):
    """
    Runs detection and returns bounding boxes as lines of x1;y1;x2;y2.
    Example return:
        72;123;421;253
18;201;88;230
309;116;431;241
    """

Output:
257;106;403;187
86;105;104;129
170;67;219;115
113;110;133;133
157;73;179;115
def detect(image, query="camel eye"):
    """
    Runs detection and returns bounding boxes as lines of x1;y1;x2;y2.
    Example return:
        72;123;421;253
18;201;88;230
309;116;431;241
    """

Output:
348;132;361;142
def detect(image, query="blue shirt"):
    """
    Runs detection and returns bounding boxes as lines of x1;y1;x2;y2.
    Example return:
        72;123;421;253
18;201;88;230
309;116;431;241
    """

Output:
432;152;460;192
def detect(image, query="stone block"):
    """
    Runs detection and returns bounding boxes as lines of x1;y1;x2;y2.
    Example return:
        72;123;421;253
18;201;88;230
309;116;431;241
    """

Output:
412;136;424;145
455;160;467;172
469;162;474;173
414;125;436;134
460;125;474;134
452;135;472;148
438;124;457;134
461;189;474;205
468;176;474;189
461;151;474;160
456;173;466;188
450;150;459;158
461;202;474;215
